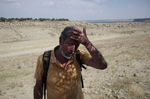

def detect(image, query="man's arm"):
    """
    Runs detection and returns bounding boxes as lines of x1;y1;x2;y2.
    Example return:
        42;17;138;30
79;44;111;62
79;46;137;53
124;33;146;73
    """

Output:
84;41;107;69
70;27;107;69
34;80;43;99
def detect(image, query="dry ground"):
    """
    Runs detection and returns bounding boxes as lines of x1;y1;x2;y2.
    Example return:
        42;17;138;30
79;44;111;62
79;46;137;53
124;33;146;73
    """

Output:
0;21;150;99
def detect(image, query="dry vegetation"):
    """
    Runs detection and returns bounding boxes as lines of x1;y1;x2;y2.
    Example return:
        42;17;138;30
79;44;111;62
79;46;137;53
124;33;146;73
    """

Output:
0;21;150;99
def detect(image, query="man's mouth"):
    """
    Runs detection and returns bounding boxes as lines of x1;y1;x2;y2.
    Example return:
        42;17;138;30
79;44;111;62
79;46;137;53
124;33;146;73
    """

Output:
68;50;74;56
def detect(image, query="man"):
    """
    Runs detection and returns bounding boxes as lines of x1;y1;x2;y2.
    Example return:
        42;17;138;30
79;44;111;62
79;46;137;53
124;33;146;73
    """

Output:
34;26;107;99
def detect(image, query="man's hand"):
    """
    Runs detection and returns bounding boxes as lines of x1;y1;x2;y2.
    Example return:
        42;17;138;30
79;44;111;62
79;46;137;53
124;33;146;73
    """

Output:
34;80;43;99
69;26;107;69
69;27;90;46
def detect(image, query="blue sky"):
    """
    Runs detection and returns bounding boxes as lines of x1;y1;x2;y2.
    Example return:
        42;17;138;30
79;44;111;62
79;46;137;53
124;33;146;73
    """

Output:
0;0;150;20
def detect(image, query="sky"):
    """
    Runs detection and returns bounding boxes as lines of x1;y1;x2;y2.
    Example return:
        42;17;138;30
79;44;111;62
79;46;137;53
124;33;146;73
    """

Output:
0;0;150;20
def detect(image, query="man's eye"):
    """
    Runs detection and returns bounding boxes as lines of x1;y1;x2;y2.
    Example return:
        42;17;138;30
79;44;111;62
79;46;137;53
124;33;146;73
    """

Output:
68;43;72;45
68;43;74;46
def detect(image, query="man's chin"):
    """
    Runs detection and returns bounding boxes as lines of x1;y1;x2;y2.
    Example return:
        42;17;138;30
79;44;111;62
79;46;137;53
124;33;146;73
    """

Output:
66;54;73;59
64;55;72;60
61;51;72;59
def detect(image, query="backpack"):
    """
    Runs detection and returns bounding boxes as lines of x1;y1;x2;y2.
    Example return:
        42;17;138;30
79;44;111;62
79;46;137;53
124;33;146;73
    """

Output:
42;50;87;99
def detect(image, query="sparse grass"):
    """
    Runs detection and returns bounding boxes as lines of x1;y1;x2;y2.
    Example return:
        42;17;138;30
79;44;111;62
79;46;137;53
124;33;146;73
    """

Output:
0;70;19;81
0;66;34;82
108;77;132;91
115;78;132;89
0;89;2;95
17;65;21;69
95;33;150;98
104;39;150;67
9;82;16;89
104;77;145;98
129;84;144;98
6;79;24;89
18;81;23;87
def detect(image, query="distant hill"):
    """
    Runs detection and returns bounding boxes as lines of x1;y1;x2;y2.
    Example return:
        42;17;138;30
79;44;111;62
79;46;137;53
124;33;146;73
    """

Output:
85;18;150;23
134;18;150;22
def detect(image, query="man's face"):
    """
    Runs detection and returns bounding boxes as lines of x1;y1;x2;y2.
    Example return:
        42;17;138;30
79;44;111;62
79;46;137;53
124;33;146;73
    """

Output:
60;37;80;59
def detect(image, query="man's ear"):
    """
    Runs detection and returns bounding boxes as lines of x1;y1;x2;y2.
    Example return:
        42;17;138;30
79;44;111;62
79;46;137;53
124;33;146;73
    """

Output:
59;37;63;45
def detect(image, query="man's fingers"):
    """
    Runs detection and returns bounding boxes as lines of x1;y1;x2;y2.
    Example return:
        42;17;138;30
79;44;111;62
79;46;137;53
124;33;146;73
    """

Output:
69;29;82;35
70;34;78;39
73;28;82;33
69;31;78;35
69;31;81;38
83;27;86;34
70;36;79;41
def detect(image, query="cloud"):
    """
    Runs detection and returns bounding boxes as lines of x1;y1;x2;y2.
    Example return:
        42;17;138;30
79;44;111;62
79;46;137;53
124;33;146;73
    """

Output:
43;1;54;7
128;5;134;9
0;0;21;8
44;0;104;12
94;0;107;3
86;9;97;14
39;0;107;20
1;0;15;3
0;0;108;20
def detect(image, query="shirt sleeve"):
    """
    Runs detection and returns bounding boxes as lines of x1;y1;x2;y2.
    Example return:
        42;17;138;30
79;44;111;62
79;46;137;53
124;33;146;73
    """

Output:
34;55;44;81
79;50;92;65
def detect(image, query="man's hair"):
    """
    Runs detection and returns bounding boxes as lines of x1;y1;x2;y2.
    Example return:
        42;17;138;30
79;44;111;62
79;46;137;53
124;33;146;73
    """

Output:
60;26;79;41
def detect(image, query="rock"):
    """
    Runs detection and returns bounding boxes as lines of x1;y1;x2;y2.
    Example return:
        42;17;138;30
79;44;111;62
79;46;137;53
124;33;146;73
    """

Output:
102;86;106;89
94;91;98;94
133;73;137;77
106;82;112;86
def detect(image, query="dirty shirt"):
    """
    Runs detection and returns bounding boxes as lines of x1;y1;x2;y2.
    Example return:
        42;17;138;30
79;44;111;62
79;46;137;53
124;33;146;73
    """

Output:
35;46;91;99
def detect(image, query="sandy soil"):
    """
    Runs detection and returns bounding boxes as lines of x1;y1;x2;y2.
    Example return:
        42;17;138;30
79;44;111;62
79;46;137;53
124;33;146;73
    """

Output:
0;21;150;99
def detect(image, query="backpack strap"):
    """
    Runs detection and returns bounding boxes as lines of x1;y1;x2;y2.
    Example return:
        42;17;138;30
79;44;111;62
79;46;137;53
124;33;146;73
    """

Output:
76;50;87;88
42;50;52;99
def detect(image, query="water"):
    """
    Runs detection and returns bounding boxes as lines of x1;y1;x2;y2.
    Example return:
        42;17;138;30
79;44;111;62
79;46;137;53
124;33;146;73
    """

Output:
86;20;145;23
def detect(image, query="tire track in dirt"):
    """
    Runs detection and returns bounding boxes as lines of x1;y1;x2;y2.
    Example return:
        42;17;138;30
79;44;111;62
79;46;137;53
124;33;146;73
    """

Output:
0;35;121;59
